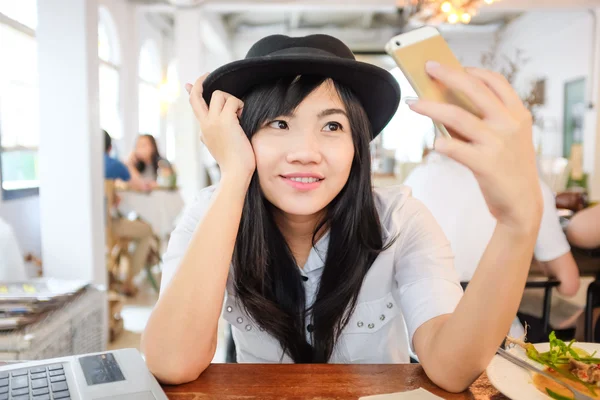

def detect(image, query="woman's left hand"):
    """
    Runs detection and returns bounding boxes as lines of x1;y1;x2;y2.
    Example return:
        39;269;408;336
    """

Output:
408;62;542;233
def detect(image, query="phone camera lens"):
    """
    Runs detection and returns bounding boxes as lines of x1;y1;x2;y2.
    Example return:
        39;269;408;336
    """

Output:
395;41;401;46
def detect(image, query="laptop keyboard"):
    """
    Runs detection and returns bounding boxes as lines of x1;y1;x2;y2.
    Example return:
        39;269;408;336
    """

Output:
0;364;70;400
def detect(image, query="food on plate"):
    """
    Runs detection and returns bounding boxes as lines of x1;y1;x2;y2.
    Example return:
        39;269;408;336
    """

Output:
506;332;600;399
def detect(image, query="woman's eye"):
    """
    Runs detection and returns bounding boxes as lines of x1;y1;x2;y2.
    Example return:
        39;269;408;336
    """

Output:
323;122;342;132
268;120;288;130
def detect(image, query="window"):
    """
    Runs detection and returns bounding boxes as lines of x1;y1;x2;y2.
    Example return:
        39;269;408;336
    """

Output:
163;61;179;162
98;7;122;140
0;0;37;30
381;67;435;162
138;40;162;137
0;3;39;200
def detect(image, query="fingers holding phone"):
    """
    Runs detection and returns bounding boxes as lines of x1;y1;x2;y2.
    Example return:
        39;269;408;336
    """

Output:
410;62;540;232
386;27;542;232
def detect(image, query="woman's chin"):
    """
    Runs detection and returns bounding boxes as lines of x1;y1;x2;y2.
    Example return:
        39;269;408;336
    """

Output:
272;199;328;217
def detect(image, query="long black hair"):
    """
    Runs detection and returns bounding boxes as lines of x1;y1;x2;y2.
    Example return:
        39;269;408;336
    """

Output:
233;75;392;363
134;134;161;176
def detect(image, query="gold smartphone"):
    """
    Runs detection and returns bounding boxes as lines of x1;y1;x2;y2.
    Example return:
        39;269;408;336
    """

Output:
385;26;480;138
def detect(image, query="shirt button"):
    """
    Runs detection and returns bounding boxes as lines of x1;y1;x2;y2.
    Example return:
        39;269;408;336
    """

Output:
307;324;314;333
301;276;309;282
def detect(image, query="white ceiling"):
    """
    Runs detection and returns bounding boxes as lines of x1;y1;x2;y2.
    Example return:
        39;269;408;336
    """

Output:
133;0;600;55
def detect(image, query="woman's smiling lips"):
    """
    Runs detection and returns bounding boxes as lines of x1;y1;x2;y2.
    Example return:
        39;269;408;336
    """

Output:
280;173;324;191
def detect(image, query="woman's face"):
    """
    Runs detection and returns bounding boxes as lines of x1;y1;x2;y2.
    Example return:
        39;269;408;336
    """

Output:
135;136;154;162
251;81;355;216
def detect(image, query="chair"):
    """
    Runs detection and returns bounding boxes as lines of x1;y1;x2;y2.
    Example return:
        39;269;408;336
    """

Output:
105;180;162;294
104;180;132;290
573;246;600;342
225;324;237;363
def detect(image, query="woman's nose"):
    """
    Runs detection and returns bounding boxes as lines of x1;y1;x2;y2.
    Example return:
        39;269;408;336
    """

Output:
285;133;322;165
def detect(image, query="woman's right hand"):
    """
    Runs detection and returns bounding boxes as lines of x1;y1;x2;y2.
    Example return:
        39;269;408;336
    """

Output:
186;74;256;181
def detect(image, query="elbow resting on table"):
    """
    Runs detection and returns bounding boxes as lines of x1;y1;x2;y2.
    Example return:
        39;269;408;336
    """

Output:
143;349;212;385
141;333;216;385
423;363;485;394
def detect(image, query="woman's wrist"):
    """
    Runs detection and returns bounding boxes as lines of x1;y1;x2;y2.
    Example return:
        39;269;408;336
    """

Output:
495;215;540;242
219;170;253;198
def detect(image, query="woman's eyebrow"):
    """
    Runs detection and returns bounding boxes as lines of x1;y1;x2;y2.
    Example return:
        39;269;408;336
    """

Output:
317;108;348;119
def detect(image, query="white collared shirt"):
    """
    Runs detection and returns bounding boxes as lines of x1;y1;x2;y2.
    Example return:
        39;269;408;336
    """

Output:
160;185;463;363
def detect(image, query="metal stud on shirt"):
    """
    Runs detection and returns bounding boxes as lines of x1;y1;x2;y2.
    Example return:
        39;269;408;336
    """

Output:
245;325;252;331
357;321;364;328
387;303;393;309
380;315;386;321
227;306;233;313
237;317;243;324
368;323;375;329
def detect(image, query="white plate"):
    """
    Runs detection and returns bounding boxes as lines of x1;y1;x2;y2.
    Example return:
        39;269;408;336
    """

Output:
486;342;600;399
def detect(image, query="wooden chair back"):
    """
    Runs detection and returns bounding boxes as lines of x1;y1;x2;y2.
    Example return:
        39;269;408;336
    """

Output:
104;180;117;249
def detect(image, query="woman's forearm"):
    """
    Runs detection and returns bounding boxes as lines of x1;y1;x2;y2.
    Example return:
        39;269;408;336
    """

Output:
141;174;251;384
418;221;539;392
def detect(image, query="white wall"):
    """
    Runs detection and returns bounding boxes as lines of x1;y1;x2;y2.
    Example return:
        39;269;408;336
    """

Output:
496;11;595;158
447;32;496;68
0;196;41;256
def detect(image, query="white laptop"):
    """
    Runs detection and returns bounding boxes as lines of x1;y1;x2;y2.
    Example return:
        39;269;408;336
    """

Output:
0;348;168;400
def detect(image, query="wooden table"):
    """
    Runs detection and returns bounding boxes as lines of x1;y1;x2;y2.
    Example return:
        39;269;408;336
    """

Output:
162;364;507;400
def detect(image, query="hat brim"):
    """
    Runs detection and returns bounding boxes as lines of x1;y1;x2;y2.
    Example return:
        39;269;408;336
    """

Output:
202;55;401;139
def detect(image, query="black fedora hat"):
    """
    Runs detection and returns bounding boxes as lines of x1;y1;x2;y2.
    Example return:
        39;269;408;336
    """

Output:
202;34;401;139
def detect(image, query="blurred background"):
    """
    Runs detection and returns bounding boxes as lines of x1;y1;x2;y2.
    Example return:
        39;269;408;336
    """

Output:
0;0;599;361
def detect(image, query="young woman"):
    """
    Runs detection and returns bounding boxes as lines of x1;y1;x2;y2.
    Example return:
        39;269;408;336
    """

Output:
142;34;542;392
127;134;170;186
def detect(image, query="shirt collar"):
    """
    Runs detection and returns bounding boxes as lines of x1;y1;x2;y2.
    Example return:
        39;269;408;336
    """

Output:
303;219;391;274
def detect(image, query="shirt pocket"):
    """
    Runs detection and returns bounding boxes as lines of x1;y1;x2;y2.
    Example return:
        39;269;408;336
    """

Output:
340;292;405;363
222;295;288;363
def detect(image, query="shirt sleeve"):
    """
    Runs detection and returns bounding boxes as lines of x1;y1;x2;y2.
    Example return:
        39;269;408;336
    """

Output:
534;180;571;262
116;161;131;182
159;186;216;295
392;196;463;350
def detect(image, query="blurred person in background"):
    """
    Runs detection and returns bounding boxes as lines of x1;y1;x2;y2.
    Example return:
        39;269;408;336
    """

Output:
127;134;173;188
105;130;155;296
405;151;580;340
567;204;600;249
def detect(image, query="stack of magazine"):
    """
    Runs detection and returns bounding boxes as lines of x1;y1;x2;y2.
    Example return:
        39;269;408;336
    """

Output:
0;279;90;330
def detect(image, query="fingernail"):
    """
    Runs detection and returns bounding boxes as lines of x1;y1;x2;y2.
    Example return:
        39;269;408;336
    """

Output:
185;83;192;94
404;97;419;106
425;61;441;72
